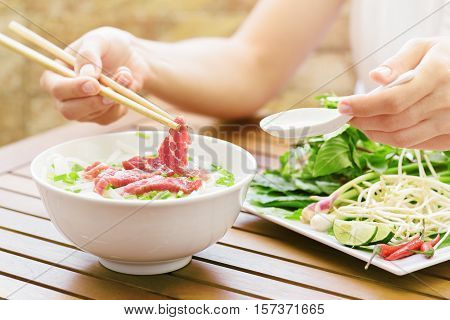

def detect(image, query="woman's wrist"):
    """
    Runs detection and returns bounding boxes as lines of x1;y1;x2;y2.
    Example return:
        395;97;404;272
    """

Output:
130;36;166;94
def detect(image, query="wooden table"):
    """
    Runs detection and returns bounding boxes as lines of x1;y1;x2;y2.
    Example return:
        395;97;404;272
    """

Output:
0;112;448;300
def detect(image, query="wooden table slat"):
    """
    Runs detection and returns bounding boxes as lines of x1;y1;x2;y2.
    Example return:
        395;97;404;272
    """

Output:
0;250;168;300
0;208;70;246
1;206;441;300
235;212;450;281
0;274;80;300
0;207;341;299
221;225;450;298
0;189;47;219
9;165;31;178
0;173;40;198
0;228;252;300
196;245;440;300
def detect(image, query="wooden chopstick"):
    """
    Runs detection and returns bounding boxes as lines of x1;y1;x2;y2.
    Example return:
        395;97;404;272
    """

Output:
9;21;176;123
0;28;178;129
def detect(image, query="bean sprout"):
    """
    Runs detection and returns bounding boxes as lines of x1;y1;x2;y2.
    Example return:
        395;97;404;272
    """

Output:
332;151;450;244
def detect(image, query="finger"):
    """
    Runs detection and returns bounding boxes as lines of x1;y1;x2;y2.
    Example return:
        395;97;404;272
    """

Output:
112;65;143;92
78;106;116;121
56;95;116;121
364;114;450;148
64;38;82;58
349;91;446;132
80;105;128;125
125;53;145;92
369;38;433;85
409;134;450;151
74;34;108;78
113;66;134;88
41;71;100;101
339;68;436;118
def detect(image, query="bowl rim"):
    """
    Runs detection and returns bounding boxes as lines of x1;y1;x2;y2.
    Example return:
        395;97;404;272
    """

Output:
31;131;258;207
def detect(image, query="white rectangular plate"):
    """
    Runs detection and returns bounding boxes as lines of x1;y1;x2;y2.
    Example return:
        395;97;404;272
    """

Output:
243;202;450;276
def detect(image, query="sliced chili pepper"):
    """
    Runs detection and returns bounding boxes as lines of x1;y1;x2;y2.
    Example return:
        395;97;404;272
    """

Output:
365;235;419;269
415;234;441;259
420;234;440;252
385;238;424;261
376;234;420;258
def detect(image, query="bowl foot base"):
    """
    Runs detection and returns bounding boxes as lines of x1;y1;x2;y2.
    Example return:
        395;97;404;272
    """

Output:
98;256;192;275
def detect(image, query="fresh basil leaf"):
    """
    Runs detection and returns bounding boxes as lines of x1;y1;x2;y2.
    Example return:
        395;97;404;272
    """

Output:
315;180;340;194
247;190;312;209
279;146;309;179
251;173;297;192
428;151;449;163
315;94;338;109
251;185;274;194
351;145;364;169
366;153;388;173
313;135;352;177
299;148;318;179
244;201;297;219
293;178;322;194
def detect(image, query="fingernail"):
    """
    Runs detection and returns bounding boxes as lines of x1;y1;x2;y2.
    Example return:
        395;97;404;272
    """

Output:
102;97;114;105
82;81;96;94
338;101;353;115
372;66;391;78
117;74;131;87
80;64;96;77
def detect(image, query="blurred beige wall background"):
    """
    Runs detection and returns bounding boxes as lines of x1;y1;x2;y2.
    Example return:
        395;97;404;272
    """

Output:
0;0;355;147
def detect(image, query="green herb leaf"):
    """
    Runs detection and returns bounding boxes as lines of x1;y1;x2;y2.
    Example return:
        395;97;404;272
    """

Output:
53;172;79;185
248;191;313;209
251;173;297;192
315;180;340;194
293;178;322;194
284;208;302;220
158;191;172;199
176;191;185;198
71;163;84;172
313;135;352;177
212;164;235;187
136;131;151;139
437;232;450;249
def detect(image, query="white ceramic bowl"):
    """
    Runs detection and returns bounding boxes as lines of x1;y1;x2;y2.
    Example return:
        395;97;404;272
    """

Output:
31;131;257;275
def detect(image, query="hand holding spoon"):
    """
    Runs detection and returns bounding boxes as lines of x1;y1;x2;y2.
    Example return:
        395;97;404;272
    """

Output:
260;70;417;139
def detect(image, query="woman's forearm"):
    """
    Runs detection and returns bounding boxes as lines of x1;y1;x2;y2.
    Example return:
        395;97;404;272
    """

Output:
134;37;269;119
134;0;344;119
40;0;344;124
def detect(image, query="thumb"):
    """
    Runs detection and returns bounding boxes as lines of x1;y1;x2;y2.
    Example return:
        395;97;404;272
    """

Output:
73;34;108;79
369;38;432;85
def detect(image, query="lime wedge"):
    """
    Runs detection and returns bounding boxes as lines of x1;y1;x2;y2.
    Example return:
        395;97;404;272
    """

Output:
370;223;394;244
333;220;378;246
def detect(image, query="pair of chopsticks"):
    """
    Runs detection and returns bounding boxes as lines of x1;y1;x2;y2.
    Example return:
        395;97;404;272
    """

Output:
0;21;179;129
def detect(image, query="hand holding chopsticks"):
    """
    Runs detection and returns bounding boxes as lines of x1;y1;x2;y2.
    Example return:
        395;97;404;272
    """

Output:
0;21;179;129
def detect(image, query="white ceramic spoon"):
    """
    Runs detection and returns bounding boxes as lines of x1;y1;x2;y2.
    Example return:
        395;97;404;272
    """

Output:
260;69;417;139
